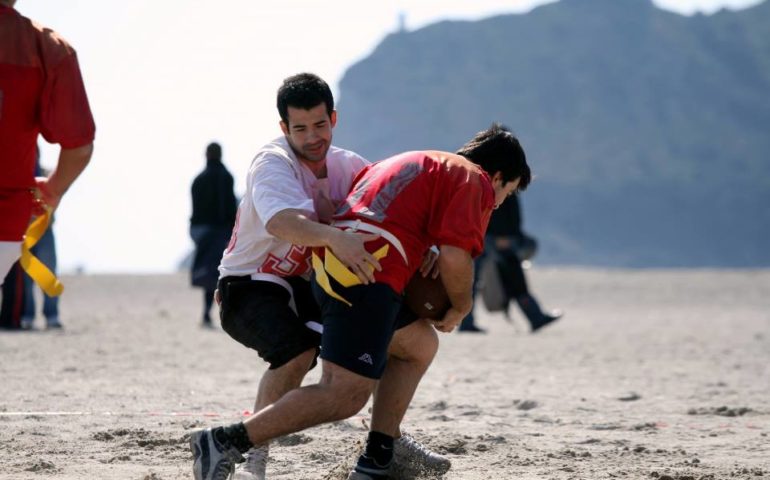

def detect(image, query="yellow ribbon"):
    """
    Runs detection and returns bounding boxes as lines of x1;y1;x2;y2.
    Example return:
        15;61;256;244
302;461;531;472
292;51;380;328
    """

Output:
312;244;389;306
19;210;63;297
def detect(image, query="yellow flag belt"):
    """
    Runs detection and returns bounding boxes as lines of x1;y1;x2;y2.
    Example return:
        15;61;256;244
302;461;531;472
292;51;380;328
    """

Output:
312;244;389;307
20;210;64;297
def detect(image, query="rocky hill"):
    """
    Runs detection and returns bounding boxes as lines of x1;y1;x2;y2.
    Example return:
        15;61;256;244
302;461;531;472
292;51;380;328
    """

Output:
335;0;770;267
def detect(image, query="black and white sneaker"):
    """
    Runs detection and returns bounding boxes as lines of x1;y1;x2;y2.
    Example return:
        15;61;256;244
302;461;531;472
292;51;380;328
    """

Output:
393;432;451;476
190;428;245;480
346;453;391;480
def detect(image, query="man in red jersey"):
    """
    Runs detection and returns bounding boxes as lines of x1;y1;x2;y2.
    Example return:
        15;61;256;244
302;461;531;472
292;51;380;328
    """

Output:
0;0;95;284
190;124;532;480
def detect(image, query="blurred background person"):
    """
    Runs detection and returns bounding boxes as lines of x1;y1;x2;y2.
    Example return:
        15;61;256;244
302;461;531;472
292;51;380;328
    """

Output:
460;193;562;333
20;222;59;330
20;160;61;330
0;0;95;288
189;142;237;327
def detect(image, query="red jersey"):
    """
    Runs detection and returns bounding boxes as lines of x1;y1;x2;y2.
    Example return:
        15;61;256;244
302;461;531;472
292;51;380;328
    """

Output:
0;5;95;240
334;151;495;293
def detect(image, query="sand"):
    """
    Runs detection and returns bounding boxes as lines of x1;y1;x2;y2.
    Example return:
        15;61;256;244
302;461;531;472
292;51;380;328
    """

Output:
0;268;768;479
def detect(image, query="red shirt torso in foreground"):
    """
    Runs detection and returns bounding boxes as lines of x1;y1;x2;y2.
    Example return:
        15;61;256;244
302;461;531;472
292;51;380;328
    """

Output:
333;150;495;293
0;5;95;240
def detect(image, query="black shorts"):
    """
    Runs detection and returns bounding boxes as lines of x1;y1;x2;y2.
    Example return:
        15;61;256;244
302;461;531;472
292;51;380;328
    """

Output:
218;276;321;370
394;302;419;329
311;277;405;380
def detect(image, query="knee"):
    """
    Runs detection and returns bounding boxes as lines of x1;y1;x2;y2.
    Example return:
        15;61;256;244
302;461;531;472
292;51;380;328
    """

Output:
334;384;372;419
283;349;316;376
397;320;439;369
320;371;374;420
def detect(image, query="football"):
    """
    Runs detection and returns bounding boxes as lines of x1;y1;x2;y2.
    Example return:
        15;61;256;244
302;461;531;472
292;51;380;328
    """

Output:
403;272;451;320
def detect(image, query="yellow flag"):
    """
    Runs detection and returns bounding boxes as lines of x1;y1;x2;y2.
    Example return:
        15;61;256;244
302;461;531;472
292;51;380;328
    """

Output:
19;211;63;297
312;245;389;306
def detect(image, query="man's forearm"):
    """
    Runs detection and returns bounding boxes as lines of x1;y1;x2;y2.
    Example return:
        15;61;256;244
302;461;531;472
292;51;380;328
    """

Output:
48;143;93;197
438;245;474;315
265;209;338;247
266;209;381;283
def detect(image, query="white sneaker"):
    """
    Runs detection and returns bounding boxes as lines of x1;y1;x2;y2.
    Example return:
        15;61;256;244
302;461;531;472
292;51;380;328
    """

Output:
393;432;451;475
233;444;268;480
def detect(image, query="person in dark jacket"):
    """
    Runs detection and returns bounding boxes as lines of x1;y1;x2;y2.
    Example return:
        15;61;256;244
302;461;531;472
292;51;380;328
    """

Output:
190;142;237;327
459;193;562;333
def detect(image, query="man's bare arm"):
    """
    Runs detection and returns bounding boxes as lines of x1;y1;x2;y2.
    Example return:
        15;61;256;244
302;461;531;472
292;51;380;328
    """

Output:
266;209;381;283
35;143;93;211
432;245;474;332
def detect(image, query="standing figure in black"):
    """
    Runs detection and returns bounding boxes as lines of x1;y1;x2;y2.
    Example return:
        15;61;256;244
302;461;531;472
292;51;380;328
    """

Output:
190;142;237;327
459;193;562;333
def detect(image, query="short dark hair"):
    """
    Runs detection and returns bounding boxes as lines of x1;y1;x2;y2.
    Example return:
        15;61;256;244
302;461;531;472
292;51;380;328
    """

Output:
456;123;531;191
206;142;222;162
276;73;334;126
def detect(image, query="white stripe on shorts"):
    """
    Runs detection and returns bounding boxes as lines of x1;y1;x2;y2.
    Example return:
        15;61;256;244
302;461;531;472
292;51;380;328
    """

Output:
0;241;23;287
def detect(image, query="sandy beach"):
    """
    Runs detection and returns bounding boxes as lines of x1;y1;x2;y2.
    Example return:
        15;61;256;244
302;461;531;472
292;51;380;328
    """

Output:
1;268;768;479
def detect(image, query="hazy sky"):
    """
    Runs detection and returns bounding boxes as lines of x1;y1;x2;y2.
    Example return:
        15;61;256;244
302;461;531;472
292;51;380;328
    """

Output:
17;0;763;273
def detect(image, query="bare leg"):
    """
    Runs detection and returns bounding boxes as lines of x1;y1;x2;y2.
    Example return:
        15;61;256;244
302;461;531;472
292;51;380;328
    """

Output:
243;360;376;446
370;319;438;436
254;348;316;411
234;350;318;476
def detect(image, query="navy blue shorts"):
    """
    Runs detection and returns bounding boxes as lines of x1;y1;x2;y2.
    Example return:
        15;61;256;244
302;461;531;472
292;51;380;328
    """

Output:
311;277;407;379
218;276;321;370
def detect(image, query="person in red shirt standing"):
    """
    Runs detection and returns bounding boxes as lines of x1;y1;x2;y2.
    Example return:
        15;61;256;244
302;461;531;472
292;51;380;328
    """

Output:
190;124;532;480
0;0;95;284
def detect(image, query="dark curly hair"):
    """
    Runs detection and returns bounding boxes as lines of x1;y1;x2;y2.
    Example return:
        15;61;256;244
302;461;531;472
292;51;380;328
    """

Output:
456;123;531;191
277;73;334;126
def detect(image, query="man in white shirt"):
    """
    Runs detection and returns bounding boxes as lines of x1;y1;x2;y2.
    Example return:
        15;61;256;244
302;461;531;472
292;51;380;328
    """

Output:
208;73;449;480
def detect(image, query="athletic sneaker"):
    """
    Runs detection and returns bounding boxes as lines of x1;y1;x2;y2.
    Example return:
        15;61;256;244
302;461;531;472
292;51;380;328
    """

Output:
233;444;268;480
347;453;391;480
393;432;451;475
190;428;245;480
346;471;384;480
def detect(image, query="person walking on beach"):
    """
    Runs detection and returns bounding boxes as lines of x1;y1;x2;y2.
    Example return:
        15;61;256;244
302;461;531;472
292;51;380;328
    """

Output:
190;142;237;327
21;159;63;330
459;192;562;333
